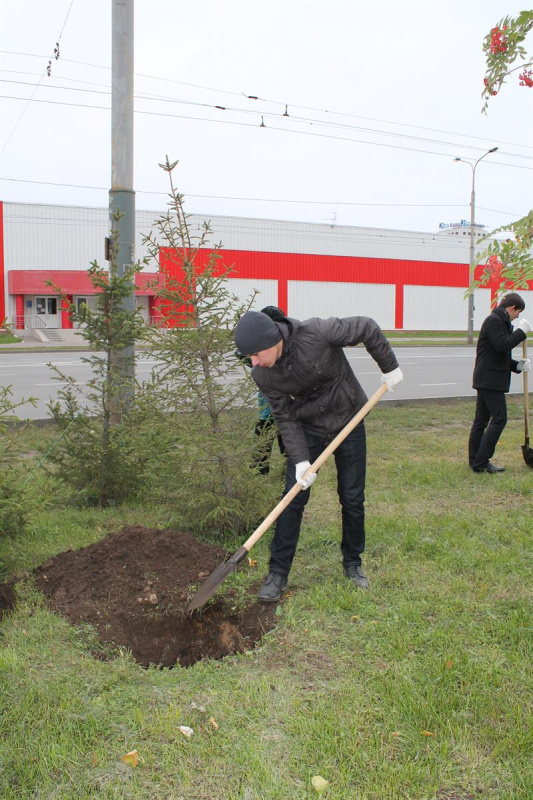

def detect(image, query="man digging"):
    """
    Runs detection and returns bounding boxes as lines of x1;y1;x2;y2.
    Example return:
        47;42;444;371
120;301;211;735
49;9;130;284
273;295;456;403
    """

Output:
234;309;403;602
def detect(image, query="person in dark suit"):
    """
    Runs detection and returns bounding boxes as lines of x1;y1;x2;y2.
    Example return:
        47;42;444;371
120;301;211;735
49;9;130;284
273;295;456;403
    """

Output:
469;292;530;473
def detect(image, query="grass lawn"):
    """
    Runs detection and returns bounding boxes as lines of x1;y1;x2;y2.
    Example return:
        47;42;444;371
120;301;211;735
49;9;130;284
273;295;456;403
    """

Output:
0;333;23;344
1;398;531;799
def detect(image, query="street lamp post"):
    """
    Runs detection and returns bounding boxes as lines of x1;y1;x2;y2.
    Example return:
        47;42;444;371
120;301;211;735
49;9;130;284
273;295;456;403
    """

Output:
454;147;498;345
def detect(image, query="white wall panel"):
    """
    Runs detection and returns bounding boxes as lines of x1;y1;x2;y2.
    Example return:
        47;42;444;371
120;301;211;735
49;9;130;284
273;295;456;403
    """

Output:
288;281;395;329
473;289;492;330
226;279;279;310
5;202;472;273
404;286;491;331
193;216;471;264
4;203;107;270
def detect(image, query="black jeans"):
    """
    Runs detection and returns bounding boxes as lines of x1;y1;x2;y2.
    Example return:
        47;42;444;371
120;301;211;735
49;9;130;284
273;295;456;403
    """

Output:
269;423;367;576
252;417;286;475
468;389;508;469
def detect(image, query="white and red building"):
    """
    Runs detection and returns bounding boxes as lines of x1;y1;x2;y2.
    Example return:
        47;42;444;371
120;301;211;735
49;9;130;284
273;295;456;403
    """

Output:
1;200;530;333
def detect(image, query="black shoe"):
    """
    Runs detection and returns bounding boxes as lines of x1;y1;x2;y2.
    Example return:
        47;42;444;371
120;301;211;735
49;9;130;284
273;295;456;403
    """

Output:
257;572;288;602
472;462;505;474
343;564;369;589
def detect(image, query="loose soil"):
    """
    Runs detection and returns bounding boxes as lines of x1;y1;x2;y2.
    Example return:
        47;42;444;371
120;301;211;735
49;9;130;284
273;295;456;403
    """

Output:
6;525;280;667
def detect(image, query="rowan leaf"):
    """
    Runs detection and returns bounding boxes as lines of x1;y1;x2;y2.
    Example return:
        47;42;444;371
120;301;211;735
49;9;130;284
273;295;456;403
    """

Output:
121;749;139;768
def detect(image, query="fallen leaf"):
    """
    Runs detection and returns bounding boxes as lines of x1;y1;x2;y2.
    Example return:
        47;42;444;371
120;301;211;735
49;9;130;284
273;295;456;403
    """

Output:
445;660;454;670
390;731;401;737
421;730;434;737
247;558;257;567
311;775;329;793
91;753;98;766
351;615;358;620
179;725;194;738
209;716;219;730
121;750;139;768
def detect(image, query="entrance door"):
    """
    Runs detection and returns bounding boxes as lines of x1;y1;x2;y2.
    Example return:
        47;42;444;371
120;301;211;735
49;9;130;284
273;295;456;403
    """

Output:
35;296;60;328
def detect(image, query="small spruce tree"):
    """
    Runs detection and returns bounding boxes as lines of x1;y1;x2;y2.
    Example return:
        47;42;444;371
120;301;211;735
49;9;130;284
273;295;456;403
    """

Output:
45;221;150;506
141;158;281;540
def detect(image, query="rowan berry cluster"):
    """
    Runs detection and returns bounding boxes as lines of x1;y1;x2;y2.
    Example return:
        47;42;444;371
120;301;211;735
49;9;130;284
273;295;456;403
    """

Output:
483;78;498;96
519;69;533;88
487;254;503;278
490;26;508;54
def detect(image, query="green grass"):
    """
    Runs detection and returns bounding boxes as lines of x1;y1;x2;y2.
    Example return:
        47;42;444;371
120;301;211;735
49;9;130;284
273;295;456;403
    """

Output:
1;399;532;799
0;333;23;344
383;330;472;338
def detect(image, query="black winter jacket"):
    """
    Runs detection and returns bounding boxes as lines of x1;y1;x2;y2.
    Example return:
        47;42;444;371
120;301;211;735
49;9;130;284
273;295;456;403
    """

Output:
251;316;399;463
472;306;525;393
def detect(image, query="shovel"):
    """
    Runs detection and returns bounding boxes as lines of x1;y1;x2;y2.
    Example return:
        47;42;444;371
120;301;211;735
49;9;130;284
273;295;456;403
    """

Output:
521;339;533;468
187;382;389;612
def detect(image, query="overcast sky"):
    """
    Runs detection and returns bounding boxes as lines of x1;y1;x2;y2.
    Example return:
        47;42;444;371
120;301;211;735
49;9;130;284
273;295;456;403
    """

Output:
0;0;531;236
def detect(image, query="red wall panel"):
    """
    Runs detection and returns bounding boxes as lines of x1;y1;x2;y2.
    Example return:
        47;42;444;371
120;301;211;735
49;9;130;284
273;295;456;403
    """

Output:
8;270;164;295
0;202;5;323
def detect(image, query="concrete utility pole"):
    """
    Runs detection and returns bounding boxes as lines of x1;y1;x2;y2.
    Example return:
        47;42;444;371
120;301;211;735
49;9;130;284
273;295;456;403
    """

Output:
110;0;135;401
454;147;498;345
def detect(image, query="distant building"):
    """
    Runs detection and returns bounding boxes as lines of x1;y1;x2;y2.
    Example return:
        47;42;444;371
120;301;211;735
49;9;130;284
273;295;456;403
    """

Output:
1;201;531;333
437;219;487;238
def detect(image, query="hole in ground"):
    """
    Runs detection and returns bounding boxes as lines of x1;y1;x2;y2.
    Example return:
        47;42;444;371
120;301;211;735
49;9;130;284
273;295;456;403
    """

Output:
3;525;280;668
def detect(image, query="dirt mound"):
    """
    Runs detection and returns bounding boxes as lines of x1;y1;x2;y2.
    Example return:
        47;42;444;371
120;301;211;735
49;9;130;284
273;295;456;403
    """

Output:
30;525;279;667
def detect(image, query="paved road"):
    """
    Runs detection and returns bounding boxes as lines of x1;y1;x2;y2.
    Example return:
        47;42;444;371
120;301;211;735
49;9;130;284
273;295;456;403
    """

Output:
0;345;528;421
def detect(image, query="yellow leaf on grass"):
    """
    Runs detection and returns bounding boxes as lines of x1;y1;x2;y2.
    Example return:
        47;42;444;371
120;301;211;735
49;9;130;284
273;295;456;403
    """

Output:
248;558;257;567
421;730;434;737
390;731;401;737
311;775;329;793
445;660;454;670
121;750;139;768
351;615;358;620
209;716;219;730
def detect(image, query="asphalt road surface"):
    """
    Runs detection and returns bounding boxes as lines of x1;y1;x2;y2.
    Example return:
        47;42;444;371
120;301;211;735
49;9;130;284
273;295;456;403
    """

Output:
0;345;528;421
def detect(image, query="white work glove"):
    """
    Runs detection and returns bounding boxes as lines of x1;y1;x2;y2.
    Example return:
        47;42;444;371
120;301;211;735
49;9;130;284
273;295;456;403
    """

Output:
381;366;404;393
295;460;317;490
517;358;531;372
517;319;531;334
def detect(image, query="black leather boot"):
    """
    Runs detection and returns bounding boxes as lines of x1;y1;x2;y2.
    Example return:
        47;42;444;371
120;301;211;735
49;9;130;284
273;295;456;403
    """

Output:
258;572;288;602
343;564;369;589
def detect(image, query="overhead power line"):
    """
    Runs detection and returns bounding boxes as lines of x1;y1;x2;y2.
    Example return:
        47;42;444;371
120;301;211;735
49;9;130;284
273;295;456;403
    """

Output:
2;93;532;170
0;4;74;157
1;49;532;152
2;77;532;161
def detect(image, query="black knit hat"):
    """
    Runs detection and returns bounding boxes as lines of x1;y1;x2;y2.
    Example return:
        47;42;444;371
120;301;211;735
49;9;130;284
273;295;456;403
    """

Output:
234;311;282;356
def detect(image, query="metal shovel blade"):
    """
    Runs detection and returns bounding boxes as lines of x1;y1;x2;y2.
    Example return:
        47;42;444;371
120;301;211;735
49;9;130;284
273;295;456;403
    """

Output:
522;438;533;469
187;546;248;612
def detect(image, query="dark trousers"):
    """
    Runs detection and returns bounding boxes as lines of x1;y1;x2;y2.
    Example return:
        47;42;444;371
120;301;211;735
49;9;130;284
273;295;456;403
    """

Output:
252;417;286;475
269;423;366;576
468;390;508;469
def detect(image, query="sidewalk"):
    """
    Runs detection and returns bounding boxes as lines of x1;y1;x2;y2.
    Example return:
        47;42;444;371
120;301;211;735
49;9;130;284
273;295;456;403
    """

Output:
1;334;473;353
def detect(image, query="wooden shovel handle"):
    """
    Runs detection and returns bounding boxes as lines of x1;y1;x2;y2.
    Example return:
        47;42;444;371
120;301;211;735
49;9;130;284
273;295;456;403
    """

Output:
242;382;389;553
523;339;529;440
